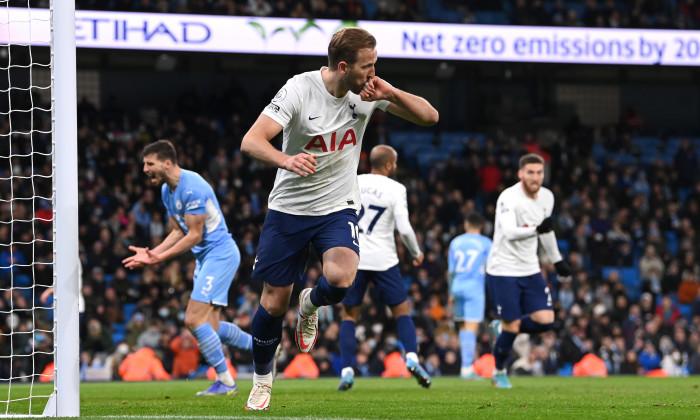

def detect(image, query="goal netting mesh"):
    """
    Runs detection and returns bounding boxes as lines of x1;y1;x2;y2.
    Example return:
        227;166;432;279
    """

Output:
1;1;57;416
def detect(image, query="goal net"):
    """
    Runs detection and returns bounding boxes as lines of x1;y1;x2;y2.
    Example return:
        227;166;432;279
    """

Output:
0;1;78;417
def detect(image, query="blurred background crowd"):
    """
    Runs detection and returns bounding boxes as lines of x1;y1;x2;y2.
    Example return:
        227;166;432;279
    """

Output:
1;0;700;383
68;0;700;30
4;81;700;382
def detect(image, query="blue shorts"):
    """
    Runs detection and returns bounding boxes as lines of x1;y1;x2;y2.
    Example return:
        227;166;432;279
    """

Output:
342;265;406;307
486;273;552;322
252;209;360;287
191;237;240;306
452;285;485;323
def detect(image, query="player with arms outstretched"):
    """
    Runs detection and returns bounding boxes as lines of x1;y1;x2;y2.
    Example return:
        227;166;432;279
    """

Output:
447;212;492;380
336;145;431;391
123;140;252;396
486;153;570;388
240;27;438;410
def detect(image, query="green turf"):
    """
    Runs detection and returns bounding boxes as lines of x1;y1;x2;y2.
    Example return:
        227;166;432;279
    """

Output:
1;376;699;419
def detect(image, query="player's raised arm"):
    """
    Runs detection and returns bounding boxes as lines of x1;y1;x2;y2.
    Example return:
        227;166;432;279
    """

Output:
241;114;318;178
360;76;439;126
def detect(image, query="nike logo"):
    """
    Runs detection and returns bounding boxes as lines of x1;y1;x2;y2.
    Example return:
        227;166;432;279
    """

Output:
245;395;270;410
308;116;321;120
299;338;312;350
254;396;269;409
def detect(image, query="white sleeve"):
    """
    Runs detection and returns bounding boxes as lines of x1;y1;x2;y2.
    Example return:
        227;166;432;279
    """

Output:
538;231;563;264
396;213;421;259
499;200;537;240
261;79;300;128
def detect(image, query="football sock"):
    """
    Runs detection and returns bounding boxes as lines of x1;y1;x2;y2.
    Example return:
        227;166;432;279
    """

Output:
340;320;357;369
251;305;284;375
459;329;477;368
309;275;349;308
493;330;517;370
192;323;228;374
217;369;235;387
396;315;418;354
519;314;554;334
218;321;253;351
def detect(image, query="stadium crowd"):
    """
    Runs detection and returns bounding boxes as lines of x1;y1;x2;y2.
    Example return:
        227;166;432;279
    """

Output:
66;0;700;30
3;70;700;382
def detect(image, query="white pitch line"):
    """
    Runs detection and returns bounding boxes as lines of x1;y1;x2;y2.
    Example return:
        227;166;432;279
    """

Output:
100;416;370;420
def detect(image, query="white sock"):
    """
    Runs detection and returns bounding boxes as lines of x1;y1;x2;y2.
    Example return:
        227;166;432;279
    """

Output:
300;289;319;317
341;367;354;378
494;368;507;375
253;372;273;386
461;366;474;376
217;369;235;387
406;352;419;364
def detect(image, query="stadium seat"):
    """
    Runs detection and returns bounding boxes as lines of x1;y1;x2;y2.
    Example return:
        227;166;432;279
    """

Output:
361;0;378;19
439;132;486;148
388;131;434;149
557;239;570;259
474;11;509;25
679;304;693;321
633;136;661;150
112;322;126;345
416;151;450;175
665;231;678;257
602;266;641;302
122;303;138;322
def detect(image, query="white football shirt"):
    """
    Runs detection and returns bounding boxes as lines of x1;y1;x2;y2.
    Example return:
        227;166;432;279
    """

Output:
262;68;390;216
356;174;420;271
486;181;556;277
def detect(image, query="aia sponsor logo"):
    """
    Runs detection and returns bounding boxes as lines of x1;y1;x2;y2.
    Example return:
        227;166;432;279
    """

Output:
304;129;357;152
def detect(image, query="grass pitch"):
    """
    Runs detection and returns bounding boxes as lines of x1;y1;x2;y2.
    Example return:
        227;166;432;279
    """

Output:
1;376;699;419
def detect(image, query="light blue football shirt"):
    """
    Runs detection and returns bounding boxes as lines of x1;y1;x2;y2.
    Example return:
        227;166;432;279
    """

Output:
161;169;232;259
448;233;492;293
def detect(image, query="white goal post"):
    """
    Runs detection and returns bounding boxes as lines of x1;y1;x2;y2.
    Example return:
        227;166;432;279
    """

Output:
50;0;80;416
0;0;79;417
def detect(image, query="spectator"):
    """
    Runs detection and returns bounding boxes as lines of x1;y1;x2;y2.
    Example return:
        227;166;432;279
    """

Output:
169;328;200;378
118;346;171;381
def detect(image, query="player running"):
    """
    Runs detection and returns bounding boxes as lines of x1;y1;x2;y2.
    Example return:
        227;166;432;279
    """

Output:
240;27;438;410
336;145;431;391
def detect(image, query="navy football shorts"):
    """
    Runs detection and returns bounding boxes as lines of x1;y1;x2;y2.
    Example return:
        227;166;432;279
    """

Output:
486;272;552;321
252;208;360;286
342;265;406;307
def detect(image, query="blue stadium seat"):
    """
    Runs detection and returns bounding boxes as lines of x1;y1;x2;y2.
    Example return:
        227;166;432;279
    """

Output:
564;2;587;19
439;132;486;147
123;303;138;322
665;231;678;257
607;154;638;166
112;322;126;344
557;239;570;259
602;266;641;302
416;151;450;174
474;11;509;25
403;143;435;159
680;304;693;322
438;143;466;155
633;136;661;150
592;144;605;163
389;131;434;149
361;0;378;19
